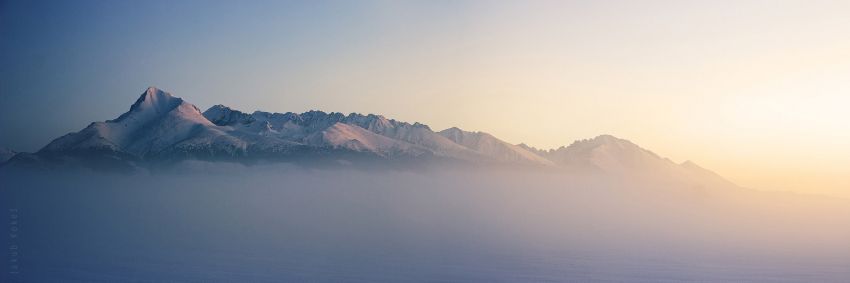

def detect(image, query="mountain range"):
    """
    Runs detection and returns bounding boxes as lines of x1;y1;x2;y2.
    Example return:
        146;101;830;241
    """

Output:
1;87;732;187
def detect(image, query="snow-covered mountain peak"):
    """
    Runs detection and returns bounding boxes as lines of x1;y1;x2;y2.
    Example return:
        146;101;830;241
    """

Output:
144;86;171;98
137;87;181;111
343;113;395;131
18;86;738;189
41;88;213;156
564;135;653;156
538;134;669;173
437;127;554;165
439;127;464;136
592;134;619;142
411;122;430;130
439;127;497;141
203;105;255;126
516;143;547;156
207;104;230;111
585;134;630;146
439;127;488;143
109;87;200;124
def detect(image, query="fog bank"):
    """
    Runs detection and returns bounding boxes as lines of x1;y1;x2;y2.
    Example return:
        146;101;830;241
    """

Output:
1;166;849;282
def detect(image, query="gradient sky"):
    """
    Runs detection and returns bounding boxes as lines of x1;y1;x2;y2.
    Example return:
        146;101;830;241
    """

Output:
1;0;849;197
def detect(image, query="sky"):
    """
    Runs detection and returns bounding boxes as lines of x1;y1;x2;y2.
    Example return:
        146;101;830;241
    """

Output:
1;0;849;197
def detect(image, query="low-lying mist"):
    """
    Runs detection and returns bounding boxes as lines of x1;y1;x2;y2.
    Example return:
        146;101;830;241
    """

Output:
2;163;849;282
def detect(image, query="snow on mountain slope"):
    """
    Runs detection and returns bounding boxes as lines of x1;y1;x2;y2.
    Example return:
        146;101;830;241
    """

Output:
203;106;484;161
517;143;548;156
203;104;256;126
543;135;670;173
41;87;222;157
438;127;554;165
537;135;737;189
679;160;740;189
14;86;743;188
304;122;430;157
344;117;483;161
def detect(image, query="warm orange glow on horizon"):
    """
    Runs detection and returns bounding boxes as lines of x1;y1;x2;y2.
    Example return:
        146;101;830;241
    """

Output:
252;1;850;198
